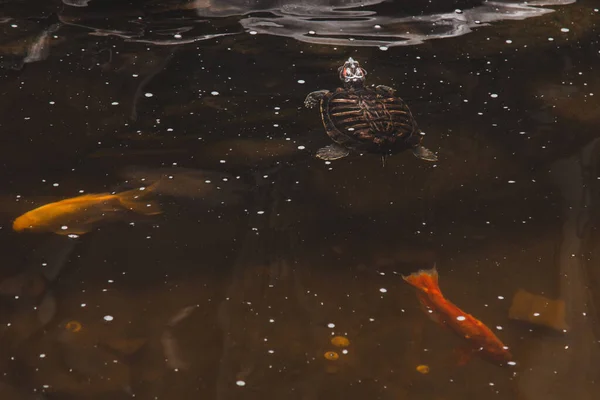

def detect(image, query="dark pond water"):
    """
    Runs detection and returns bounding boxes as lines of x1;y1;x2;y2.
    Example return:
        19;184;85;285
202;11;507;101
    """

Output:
1;0;599;399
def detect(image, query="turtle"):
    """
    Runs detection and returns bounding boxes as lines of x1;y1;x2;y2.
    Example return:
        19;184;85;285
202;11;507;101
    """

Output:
304;57;438;164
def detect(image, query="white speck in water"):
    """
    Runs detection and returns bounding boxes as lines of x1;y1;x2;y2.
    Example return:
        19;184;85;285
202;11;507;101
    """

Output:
455;9;462;14
53;183;59;187
111;102;119;105
103;315;114;322
560;28;569;33
297;145;306;150
374;25;381;29
11;24;18;28
49;101;55;105
236;380;246;387
132;74;139;78
205;180;211;184
211;91;219;96
81;303;86;307
61;225;68;230
257;211;265;215
220;159;226;163
507;361;517;366
548;37;554;41
565;345;569;349
498;296;504;300
508;180;516;184
379;288;387;293
308;30;316;35
327;323;335;328
496;325;503;330
249;31;257;35
269;318;275;323
379;46;389;51
533;312;540;317
369;318;375;322
342;349;349;354
490;93;498;98
39;354;46;358
456;315;466;321
297;80;306;84
174;34;182;39
273;124;279;127
506;39;513;44
489;382;495;386
144;93;153;97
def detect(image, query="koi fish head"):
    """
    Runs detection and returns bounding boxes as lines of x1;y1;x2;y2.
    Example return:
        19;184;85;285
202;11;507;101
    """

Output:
13;214;36;232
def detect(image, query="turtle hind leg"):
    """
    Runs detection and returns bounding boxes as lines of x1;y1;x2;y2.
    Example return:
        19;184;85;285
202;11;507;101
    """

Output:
316;144;350;161
412;145;438;162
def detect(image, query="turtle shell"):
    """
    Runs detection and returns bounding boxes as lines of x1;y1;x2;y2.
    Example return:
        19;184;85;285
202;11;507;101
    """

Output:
320;87;421;154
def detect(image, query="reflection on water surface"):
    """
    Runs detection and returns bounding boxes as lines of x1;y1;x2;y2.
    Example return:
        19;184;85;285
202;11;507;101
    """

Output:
0;0;599;399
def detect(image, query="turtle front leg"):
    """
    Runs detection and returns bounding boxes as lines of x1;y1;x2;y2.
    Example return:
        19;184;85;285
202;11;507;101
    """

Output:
375;85;395;96
304;90;330;109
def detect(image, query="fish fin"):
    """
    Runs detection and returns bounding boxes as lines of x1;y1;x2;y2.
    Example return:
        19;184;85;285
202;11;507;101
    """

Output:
455;345;474;366
55;228;90;235
419;302;441;324
115;183;162;216
402;265;440;293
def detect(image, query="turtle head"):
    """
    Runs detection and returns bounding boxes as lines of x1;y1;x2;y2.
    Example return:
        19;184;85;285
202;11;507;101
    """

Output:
338;57;367;87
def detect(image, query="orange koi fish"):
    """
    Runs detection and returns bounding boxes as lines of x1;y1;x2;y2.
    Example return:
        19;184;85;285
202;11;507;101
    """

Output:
402;267;512;366
13;184;161;235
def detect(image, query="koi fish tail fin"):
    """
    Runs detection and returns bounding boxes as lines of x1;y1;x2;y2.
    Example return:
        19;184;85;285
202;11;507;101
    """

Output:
401;266;441;294
116;182;162;215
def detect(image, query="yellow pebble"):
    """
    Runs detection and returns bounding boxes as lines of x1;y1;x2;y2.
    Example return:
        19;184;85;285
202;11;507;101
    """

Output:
416;364;430;374
324;351;340;361
330;336;350;347
65;321;82;333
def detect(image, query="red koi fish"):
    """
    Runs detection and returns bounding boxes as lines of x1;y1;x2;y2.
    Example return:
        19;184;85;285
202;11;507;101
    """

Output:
402;267;513;366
